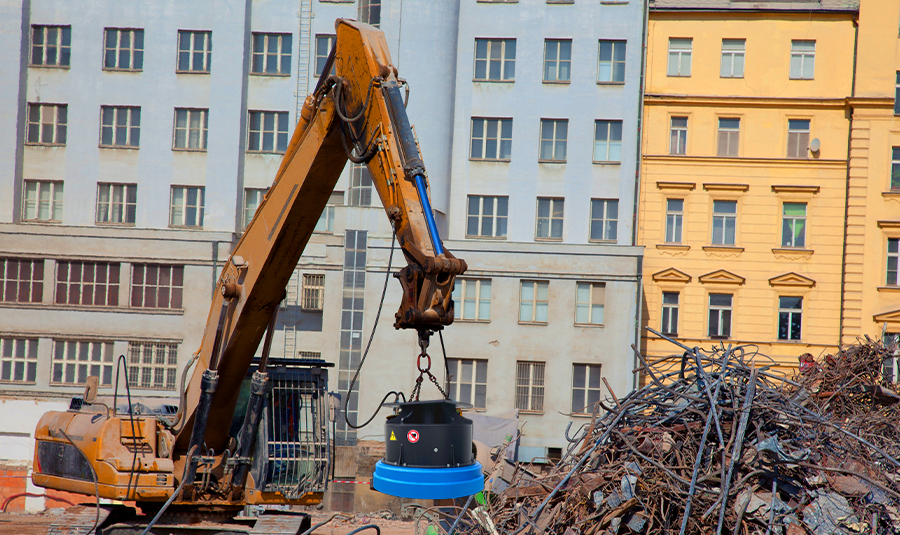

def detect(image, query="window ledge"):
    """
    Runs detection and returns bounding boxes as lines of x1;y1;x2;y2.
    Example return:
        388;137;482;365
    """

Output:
172;148;208;153
469;158;511;163
788;77;815;81
99;145;139;150
592;160;622;165
534;237;563;242
720;76;745;79
702;245;744;253
877;286;900;293
477;0;519;3
0;302;185;315
518;321;549;326
547;0;574;4
175;70;210;75
247;151;287;155
168;225;205;230
472;79;515;84
454;318;491;324
600;1;629;4
249;72;291;78
597;81;625;86
25;143;66;148
667;74;692;78
883;191;900;198
772;247;814;257
96;222;136;227
656;243;690;251
28;64;70;70
518;410;544;415
542;80;572;85
588;239;617;244
574;323;604;328
102;68;143;73
465;235;507;240
20;219;62;225
537;159;566;164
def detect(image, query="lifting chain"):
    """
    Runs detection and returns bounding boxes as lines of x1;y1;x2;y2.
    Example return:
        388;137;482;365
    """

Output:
410;329;449;401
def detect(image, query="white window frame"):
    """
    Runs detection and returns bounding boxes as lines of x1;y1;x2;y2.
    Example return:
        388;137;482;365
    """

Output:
515;361;545;413
519;280;549;323
535;197;564;240
665;198;684;243
777;296;803;341
127;341;179;390
891;147;900;191
177;30;211;73
315;205;336;233
359;0;382;27
670;117;688;155
104;28;144;71
790;40;815;80
575;282;605;326
598;40;626;83
100;106;141;148
315;34;335;77
539;119;568;162
55;261;120;307
31;25;71;67
466;195;508;238
787;119;810;158
244;188;266;229
781;202;807;248
26;103;67;145
251;32;292;75
708;293;733;339
667;38;692;77
571;363;602;414
173;108;209;150
590;199;618;242
888;238;899;286
448;358;488;409
23;179;63;222
131;264;185;309
349;164;373;206
169;186;205;227
543;39;572;82
51;340;114;386
661;291;679;335
593;120;623;162
96;182;137;225
452;278;491;321
0;258;44;303
302;273;325;311
711;200;737;246
470;118;513;161
248;110;289;153
474;38;516;81
0;337;38;384
717;117;740;157
720;39;745;78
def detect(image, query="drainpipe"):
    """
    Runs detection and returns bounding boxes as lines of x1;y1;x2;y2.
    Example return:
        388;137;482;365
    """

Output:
839;14;859;346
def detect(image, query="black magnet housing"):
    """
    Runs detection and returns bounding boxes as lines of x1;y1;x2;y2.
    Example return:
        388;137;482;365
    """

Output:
383;400;474;468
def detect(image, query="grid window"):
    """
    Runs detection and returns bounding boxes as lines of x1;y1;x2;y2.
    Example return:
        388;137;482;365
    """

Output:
26;104;67;145
790;40;815;80
670;117;687;155
543;39;571;82
787;119;810;158
711;200;737;246
177;30;211;73
571;364;601;414
470;118;512;160
590;199;618;241
244;188;266;229
128;341;178;390
104;28;144;70
298;351;322;359
302;274;325;311
248;111;289;153
667;38;692;77
661;292;679;335
169;186;204;227
782;203;807;248
0;338;38;383
515;361;545;412
778;296;802;340
466;196;508;238
708;293;732;338
31;25;71;67
474;38;516;81
519;280;549;323
174;108;208;150
891;147;900;191
131;264;184;309
55;261;120;307
0;259;43;303
536;197;564;239
448;359;487;409
575;282;605;325
594;120;623;162
720;39;745;78
539;119;568;161
598;40;626;83
717;118;740;157
349;164;373;206
251;33;291;75
23;179;63;222
665;198;684;243
452;278;491;321
96;183;137;224
51;340;113;386
359;0;382;27
100;106;141;148
315;35;335;77
888;238;899;286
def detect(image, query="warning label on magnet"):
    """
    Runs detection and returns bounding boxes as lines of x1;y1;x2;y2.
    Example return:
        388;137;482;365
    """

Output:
407;430;419;443
390;431;397;441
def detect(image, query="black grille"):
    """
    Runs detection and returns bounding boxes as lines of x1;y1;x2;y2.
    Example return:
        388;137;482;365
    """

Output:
37;441;93;482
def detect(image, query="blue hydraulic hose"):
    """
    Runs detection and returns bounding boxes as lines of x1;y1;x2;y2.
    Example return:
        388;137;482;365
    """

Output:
413;173;444;256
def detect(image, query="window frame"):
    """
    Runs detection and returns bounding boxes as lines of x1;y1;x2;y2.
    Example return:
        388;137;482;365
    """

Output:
176;30;212;73
593;120;623;163
575;281;605;326
301;273;326;311
127;341;179;390
359;0;382;27
717;117;740;157
26;103;67;146
470;117;513;161
589;198;618;242
789;40;815;80
103;28;144;71
247;110;289;153
665;198;684;243
448;358;488;409
539;118;568;162
598;40;626;83
51;339;114;386
888;238;899;286
711;199;737;246
670;116;688;155
473;38;516;82
23;179;64;222
100;106;141;148
314;34;336;77
519;280;550;324
55;260;120;307
777;296;803;341
707;293;733;339
543;39;572;83
466;195;509;239
891;147;900;191
661;291;679;335
243;187;266;229
0;258;44;304
0;337;39;384
131;264;185;309
173;108;209;151
720;39;745;78
96;182;137;225
787;119;810;159
250;32;292;76
571;363;602;414
453;278;492;322
535;197;564;240
781;202;807;248
169;186;205;228
894;72;900;116
667;37;692;77
349;163;373;206
515;360;545;413
30;25;71;68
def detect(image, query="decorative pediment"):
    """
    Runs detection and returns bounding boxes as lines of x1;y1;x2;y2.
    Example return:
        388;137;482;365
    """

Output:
874;308;900;324
656;181;696;191
768;272;816;288
698;269;745;285
652;267;691;283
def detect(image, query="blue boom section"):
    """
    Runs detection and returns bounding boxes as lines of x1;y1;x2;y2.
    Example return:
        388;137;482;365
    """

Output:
413;173;444;256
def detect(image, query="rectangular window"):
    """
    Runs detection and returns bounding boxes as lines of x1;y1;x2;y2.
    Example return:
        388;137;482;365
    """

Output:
720;39;745;78
470;118;513;160
884;332;900;382
543;39;571;82
55;261;120;307
667;38;692;77
448;359;487;409
711;200;737;246
51;340;113;386
787;119;810;158
781;202;807;248
575;282;605;325
0;259;43;303
131;264;184;309
315;34;335;77
474;38;516;81
536;197;564;239
177;30;211;72
316;203;337;233
708;293;732;338
349;164;373;207
302;273;325;311
104;28;144;70
590;199;618;241
661;291;679;335
515;361;545;412
519;280;549;323
244;188;266;229
248;110;289;153
790;40;815;80
127;341;178;390
173;108;209;150
594;120;623;162
895;72;899;115
251;33;291;75
359;0;382;27
670;117;687;155
888;238;899;286
891;147;900;191
452;278;491;321
571;363;601;414
466;196;508;238
26;103;67;145
23;179;63;222
539;119;568;162
100;106;141;148
717;118;740;157
598;40;626;83
0;338;38;383
169;186;204;227
778;296;802;340
665;198;684;243
96;183;137;225
31;25;71;67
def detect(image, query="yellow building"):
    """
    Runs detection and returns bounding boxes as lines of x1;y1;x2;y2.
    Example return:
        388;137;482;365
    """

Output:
639;0;859;368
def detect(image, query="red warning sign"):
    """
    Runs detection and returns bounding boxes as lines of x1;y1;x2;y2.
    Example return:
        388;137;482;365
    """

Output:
407;429;419;443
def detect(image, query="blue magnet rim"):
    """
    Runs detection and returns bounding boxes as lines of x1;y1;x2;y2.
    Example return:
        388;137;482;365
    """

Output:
372;460;484;500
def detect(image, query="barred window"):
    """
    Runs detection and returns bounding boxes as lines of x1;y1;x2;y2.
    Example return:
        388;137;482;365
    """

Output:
100;106;141;148
52;340;114;386
248;111;289;153
515;361;545;412
127;341;178;390
27;103;67;145
104;28;144;71
448;358;487;409
31;25;71;67
0;258;43;303
131;264;184;309
251;33;291;75
572;363;601;414
302;274;325;311
96;183;137;224
23;179;63;222
177;30;211;73
56;261;120;306
173;108;208;150
0;338;38;383
298;351;322;359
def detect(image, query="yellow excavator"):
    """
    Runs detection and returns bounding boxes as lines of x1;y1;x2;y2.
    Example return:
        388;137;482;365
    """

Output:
31;19;467;534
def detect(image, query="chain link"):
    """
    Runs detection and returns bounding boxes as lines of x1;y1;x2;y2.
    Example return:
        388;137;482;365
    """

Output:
409;330;449;401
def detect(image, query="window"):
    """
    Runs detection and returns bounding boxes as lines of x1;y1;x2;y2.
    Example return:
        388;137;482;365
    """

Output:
0;338;38;384
888;238;899;286
26;103;67;145
594;120;623;163
448;359;487;409
543;39;571;82
470;118;513;160
131;264;184;309
302;273;325;311
474;38;516;81
667;38;692;77
51;340;113;386
790;40;815;80
244;188;265;229
31;25;71;67
349;164;373;206
575;282;605;325
515;361;545;412
536;197;564;240
717;118;740;157
452;278;491;321
104;28;144;70
177;30;211;72
519;280;549;323
169;186;204;227
359;0;381;27
96;183;137;225
251;33;291;75
778;296;802;340
315;35;335;77
598;40;626;83
711;200;736;246
720;39;745;78
894;72;899;115
571;364;601;414
315;197;339;233
127;341;178;390
787;119;810;158
466;196;508;238
0;259;43;303
298;351;322;359
670;117;687;155
23;179;63;222
248;111;289;153
661;292;679;335
665;198;683;243
100;106;141;148
590;199;618;241
781;203;807;248
708;293;732;338
55;261;120;307
883;332;900;382
539;119;568;162
891;147;900;191
174;108;209;150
